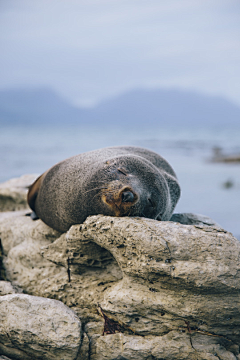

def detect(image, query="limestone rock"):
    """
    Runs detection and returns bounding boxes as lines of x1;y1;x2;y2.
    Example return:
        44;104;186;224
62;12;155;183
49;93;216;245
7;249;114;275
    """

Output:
43;224;115;271
0;174;38;212
90;332;233;360
1;204;240;359
81;215;239;292
0;294;82;360
0;212;122;322
80;216;240;344
0;210;60;255
0;281;19;295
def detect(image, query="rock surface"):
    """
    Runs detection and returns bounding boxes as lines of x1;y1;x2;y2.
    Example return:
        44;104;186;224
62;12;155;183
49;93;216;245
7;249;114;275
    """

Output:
0;294;82;360
0;174;38;212
0;281;19;295
170;212;221;227
0;174;240;359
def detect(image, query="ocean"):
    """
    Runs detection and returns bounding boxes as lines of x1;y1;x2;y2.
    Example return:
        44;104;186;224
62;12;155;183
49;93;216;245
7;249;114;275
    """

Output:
1;124;240;239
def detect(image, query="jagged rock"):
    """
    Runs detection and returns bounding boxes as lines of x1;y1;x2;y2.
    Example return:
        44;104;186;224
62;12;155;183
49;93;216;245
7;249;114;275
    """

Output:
0;211;123;322
0;174;38;212
0;294;82;360
0;190;240;359
80;216;240;343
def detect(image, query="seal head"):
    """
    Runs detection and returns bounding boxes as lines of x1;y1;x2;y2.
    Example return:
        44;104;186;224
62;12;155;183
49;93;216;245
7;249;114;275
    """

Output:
99;155;171;221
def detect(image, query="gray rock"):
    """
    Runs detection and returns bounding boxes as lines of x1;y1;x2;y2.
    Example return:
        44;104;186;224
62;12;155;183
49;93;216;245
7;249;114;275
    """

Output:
0;174;38;212
0;294;82;360
170;212;221;227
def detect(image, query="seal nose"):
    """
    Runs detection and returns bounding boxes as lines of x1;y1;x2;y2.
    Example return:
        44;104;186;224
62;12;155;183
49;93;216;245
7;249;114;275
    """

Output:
122;191;135;203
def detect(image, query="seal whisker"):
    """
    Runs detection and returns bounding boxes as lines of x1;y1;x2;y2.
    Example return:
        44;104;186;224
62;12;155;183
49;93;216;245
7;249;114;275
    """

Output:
155;212;162;220
89;192;104;202
117;168;128;176
127;209;132;216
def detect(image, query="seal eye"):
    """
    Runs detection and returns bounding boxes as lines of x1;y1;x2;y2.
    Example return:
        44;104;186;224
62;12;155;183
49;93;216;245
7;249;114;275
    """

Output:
122;191;135;203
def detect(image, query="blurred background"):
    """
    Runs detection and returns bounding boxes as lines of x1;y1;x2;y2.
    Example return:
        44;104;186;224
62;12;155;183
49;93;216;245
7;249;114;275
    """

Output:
0;0;240;238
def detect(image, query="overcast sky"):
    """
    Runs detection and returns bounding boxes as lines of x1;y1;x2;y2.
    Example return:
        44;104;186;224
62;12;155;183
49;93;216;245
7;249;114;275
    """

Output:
0;0;240;107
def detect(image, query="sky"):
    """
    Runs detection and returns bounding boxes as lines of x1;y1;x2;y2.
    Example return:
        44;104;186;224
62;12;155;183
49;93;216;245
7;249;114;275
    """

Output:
0;0;240;107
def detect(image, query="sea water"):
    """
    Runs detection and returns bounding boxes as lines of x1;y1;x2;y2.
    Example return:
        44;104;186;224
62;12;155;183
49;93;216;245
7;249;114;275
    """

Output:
0;124;239;239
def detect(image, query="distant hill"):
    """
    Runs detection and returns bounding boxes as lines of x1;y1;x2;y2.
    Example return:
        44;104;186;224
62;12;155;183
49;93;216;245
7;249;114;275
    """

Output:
1;87;240;128
89;89;240;127
0;88;86;124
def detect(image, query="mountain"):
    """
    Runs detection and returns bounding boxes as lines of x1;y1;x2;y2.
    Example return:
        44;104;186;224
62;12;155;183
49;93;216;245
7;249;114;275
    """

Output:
88;89;240;127
1;87;240;128
0;88;86;125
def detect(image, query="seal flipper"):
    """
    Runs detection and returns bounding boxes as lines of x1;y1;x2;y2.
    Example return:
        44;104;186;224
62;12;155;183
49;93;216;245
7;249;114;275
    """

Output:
27;173;46;212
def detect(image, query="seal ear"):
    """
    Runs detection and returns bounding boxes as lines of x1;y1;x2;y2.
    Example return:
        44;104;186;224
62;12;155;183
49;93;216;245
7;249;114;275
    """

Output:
27;173;45;212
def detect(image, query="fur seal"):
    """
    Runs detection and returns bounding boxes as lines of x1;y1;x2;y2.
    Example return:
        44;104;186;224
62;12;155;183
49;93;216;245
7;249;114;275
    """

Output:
27;146;181;232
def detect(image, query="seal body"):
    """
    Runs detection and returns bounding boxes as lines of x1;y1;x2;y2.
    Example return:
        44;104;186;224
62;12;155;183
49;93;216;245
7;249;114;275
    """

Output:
27;146;181;232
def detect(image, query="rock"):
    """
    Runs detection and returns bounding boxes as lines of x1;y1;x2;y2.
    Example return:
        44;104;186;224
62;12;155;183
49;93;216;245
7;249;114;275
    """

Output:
43;224;115;271
170;212;221;227
0;211;123;322
0;174;38;212
0;281;19;295
0;192;240;359
90;332;232;360
0;294;82;360
80;216;240;343
0;210;60;255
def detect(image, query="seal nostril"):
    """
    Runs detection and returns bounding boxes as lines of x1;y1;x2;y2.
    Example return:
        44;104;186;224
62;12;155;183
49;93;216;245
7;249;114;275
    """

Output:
122;191;135;203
